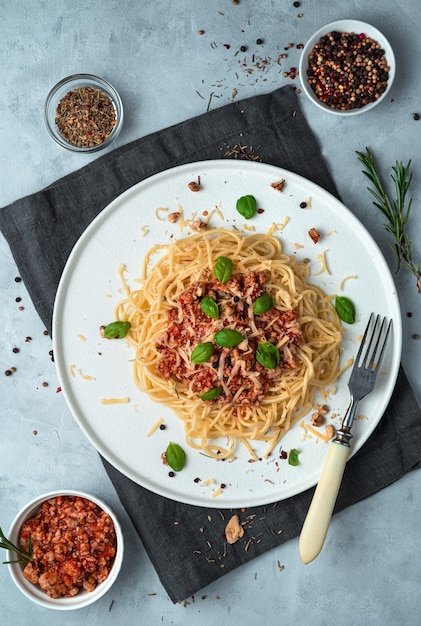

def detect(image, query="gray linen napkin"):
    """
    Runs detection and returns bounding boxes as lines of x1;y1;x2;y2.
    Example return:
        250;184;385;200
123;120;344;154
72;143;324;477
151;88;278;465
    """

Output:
1;86;420;603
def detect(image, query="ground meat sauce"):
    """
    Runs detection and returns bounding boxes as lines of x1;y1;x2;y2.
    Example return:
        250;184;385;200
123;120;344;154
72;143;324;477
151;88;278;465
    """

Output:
19;495;116;598
156;269;302;406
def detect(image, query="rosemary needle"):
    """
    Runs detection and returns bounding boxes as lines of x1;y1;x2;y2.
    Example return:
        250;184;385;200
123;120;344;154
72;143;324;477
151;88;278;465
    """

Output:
0;527;33;564
356;147;421;293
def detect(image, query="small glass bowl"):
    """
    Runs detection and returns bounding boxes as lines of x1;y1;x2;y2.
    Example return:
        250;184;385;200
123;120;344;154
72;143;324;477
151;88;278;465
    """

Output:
44;74;124;152
6;490;124;610
299;20;396;116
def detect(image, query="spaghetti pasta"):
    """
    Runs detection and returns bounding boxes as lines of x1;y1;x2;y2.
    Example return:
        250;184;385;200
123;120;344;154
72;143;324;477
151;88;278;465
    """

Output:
115;228;342;459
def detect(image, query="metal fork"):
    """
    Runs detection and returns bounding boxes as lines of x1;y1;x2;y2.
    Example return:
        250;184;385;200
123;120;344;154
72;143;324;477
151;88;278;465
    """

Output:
299;313;392;564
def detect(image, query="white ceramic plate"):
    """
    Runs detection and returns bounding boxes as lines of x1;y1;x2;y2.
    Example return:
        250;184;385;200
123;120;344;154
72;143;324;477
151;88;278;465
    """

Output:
53;160;401;508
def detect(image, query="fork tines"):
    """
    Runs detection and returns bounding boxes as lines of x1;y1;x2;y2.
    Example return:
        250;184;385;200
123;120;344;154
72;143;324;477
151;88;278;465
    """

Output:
357;313;392;373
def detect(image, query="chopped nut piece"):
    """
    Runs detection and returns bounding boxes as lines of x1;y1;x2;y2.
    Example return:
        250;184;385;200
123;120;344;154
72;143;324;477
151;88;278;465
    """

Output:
168;212;180;223
308;227;321;244
315;403;329;415
191;219;207;232
270;179;285;192
225;514;244;544
188;177;201;192
311;411;325;427
325;424;336;440
99;325;105;337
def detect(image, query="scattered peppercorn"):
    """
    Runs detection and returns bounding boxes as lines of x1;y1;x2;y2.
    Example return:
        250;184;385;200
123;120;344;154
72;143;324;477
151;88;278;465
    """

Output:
159;423;167;430
194;477;201;483
407;312;413;317
42;381;48;387
14;276;22;282
256;38;263;45
413;113;420;121
300;201;307;208
33;430;38;436
297;13;303;18
413;334;420;340
12;347;19;353
16;297;21;302
240;45;247;52
168;471;175;477
306;30;391;111
293;1;300;6
198;30;205;35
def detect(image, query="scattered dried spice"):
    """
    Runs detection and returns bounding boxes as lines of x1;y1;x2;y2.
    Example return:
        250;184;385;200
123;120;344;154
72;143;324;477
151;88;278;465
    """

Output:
413;334;420;340
55;86;117;148
223;143;262;161
413;113;420;120
270;179;285;192
308;227;321;243
307;31;391;110
188;177;201;191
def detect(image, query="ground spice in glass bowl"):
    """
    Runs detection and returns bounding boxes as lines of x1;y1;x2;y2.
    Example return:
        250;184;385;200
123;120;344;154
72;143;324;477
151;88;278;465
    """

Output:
299;20;395;116
44;74;123;152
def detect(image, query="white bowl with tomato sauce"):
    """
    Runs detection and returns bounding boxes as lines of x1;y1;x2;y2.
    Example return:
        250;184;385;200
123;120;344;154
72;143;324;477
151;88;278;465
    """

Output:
6;490;124;610
299;20;396;115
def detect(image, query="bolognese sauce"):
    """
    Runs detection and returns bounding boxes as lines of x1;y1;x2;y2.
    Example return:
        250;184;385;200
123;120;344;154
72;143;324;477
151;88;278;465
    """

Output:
19;495;116;599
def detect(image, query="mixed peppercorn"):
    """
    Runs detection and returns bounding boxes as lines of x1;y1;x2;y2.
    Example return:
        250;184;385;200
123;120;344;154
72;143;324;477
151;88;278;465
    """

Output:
306;30;391;111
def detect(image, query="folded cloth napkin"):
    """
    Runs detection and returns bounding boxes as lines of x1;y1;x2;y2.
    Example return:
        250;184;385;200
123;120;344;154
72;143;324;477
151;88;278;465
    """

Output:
1;86;421;603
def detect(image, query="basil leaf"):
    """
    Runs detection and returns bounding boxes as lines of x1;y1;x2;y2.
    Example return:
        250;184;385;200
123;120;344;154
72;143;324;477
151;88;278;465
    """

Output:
256;342;280;369
166;442;186;472
236;194;257;219
191;342;215;364
199;386;223;401
214;256;233;283
214;329;243;348
200;296;219;319
288;448;300;466
103;321;131;339
253;293;274;315
335;296;356;324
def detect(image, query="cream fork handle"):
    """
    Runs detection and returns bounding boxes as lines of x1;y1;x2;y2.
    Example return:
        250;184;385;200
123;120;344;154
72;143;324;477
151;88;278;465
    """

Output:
299;442;350;564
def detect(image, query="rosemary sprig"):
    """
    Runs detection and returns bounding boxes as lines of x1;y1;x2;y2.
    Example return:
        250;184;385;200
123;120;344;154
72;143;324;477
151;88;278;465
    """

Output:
356;147;421;293
0;527;33;564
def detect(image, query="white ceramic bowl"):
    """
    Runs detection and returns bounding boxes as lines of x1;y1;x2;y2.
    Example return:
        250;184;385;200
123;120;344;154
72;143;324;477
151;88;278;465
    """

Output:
299;20;396;115
44;74;123;152
6;490;124;610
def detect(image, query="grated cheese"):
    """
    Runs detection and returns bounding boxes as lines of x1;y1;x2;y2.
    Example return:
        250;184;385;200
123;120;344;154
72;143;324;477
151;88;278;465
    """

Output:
146;418;164;436
313;249;331;276
338;274;357;290
100;397;130;405
140;225;150;237
201;478;216;486
154;207;169;221
300;421;333;443
211;489;223;498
